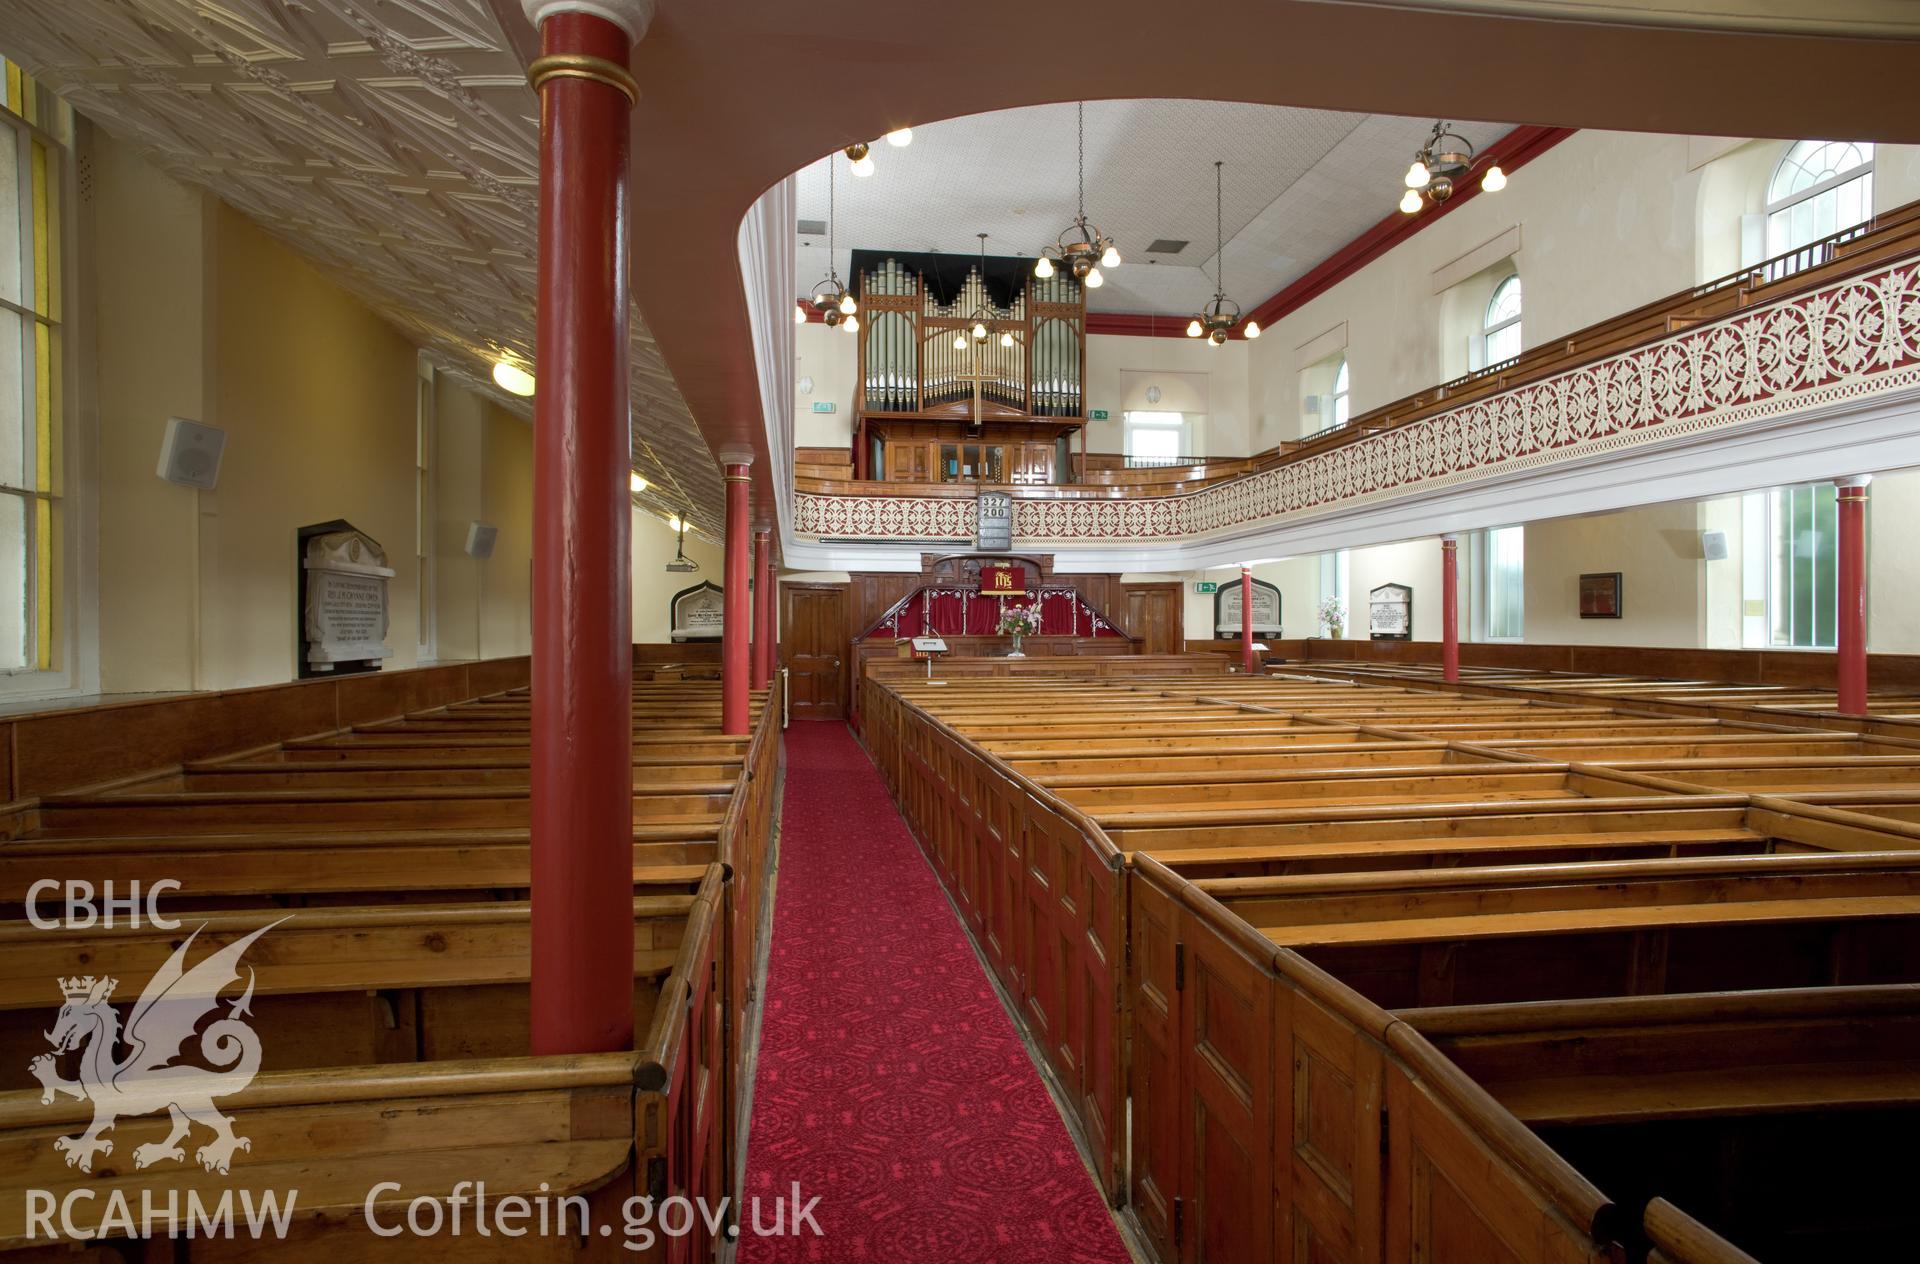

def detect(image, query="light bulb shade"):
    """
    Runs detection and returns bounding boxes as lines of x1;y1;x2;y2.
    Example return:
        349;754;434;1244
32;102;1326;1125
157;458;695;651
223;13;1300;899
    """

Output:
1100;244;1121;268
953;333;967;349
1186;319;1203;338
851;155;874;177
667;515;682;531
492;360;536;396
1084;266;1104;288
1000;331;1014;347
1481;164;1507;192
1404;160;1431;190
839;292;857;314
1399;188;1423;215
886;127;912;147
793;304;806;324
842;313;859;333
629;473;647;492
1243;320;1261;339
971;321;987;340
1033;256;1054;279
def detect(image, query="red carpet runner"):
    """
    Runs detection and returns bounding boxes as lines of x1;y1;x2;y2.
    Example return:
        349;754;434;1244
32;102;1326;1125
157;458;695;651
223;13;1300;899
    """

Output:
738;720;1132;1263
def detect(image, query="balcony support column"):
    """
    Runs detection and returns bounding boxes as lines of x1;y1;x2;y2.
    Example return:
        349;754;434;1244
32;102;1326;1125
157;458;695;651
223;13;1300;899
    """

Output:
1441;534;1460;683
722;454;753;734
523;0;648;1057
1241;565;1255;675
1836;476;1871;716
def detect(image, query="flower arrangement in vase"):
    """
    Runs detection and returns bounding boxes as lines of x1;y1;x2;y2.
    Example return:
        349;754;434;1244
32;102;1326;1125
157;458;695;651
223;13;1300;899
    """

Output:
996;603;1041;657
1318;597;1347;640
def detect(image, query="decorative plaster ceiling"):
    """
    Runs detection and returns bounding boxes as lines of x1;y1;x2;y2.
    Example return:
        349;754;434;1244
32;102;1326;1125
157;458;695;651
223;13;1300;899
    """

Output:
0;0;723;536
794;101;1511;319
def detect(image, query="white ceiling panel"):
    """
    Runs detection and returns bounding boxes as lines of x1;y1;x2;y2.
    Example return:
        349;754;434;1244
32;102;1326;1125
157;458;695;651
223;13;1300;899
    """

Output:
795;100;1512;318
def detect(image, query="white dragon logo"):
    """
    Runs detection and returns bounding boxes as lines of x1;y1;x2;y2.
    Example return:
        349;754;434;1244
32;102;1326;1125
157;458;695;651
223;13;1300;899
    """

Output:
27;920;282;1175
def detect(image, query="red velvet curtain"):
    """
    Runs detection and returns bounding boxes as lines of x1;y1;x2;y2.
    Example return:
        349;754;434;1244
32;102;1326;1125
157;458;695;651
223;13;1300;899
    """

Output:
862;585;1124;639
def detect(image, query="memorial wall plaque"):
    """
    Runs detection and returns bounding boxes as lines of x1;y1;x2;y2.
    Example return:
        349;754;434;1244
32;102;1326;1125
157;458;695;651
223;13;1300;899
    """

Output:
1215;578;1282;637
1368;582;1413;640
301;526;394;675
670;581;726;642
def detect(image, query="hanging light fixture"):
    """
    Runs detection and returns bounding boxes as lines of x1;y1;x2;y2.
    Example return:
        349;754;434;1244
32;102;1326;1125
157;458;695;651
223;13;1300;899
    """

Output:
1398;120;1505;214
1187;161;1258;346
805;152;860;333
1035;102;1120;287
965;233;996;344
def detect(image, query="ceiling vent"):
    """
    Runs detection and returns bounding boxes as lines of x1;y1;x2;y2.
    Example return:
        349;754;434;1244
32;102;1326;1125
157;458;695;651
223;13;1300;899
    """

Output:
1144;238;1189;255
797;218;827;237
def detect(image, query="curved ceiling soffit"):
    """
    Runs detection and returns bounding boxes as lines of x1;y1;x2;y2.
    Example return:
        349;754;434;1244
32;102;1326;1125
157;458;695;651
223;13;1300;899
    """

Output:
487;0;1920;544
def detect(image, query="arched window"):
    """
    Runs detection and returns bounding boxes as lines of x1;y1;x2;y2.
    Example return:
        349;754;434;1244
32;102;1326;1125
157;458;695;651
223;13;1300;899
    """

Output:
1482;275;1521;366
1331;358;1350;429
1766;141;1873;261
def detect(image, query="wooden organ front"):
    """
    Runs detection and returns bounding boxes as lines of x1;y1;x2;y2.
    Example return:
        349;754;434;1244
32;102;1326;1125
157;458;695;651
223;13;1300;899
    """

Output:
852;250;1086;485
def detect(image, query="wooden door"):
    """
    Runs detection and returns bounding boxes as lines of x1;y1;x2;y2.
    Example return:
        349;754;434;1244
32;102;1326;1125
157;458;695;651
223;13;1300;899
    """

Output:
781;583;847;719
884;439;929;483
1123;582;1184;655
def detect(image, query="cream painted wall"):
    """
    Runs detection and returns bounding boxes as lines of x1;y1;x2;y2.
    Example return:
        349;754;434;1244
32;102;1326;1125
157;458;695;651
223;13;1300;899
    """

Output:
793;322;858;449
1521;502;1705;646
631;511;725;643
194;203;422;689
1084;335;1252;457
88;137;549;694
92;132;208;694
433;383;537;664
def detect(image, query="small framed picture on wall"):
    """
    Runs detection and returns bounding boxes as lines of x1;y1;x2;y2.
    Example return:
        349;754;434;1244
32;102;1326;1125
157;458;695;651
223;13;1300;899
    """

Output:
1579;572;1623;619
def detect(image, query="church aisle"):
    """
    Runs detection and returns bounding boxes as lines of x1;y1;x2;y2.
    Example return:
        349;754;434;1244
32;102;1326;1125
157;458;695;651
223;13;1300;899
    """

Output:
738;720;1133;1263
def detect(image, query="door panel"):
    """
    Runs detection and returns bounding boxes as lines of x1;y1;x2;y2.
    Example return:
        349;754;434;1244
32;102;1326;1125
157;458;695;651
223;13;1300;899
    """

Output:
781;583;847;719
1123;582;1185;655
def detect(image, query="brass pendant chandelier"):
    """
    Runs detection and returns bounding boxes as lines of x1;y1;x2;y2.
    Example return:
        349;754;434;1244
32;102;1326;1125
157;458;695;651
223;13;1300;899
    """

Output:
1034;102;1119;288
1187;161;1259;346
801;151;859;332
1399;120;1506;214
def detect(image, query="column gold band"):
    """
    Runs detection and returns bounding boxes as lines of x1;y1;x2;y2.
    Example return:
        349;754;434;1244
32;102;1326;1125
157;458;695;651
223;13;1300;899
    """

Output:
528;54;639;105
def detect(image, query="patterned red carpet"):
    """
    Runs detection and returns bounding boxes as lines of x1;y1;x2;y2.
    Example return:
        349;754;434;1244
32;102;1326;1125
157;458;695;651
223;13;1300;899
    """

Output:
737;720;1132;1263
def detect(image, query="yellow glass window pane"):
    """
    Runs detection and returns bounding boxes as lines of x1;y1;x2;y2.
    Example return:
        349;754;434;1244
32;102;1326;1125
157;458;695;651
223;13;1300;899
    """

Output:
4;63;20;119
31;138;49;319
35;321;51;492
34;495;50;669
40;324;57;494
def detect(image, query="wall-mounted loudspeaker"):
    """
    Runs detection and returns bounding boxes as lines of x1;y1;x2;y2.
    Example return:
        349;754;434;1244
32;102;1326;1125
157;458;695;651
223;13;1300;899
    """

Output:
156;417;226;490
1701;529;1729;561
464;521;498;560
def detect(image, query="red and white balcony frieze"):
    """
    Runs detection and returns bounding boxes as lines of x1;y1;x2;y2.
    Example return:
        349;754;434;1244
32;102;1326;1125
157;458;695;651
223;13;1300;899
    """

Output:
792;258;1920;552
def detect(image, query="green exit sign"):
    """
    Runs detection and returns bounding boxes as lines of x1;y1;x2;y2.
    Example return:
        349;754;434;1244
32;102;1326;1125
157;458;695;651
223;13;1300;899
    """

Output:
810;401;836;414
1090;408;1110;420
1194;581;1218;594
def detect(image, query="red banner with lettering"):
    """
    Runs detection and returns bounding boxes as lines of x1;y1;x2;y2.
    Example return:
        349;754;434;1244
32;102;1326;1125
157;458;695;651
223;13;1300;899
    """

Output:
979;565;1026;597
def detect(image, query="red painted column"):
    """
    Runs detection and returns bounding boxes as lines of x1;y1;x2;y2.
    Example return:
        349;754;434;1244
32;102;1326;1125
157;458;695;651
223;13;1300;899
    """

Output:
751;527;772;690
1441;534;1460;683
1241;565;1255;675
722;455;753;734
1836;476;1871;715
524;0;646;1056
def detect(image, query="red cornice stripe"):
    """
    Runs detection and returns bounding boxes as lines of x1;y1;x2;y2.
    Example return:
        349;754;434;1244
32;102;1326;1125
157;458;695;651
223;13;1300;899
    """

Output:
1090;125;1577;340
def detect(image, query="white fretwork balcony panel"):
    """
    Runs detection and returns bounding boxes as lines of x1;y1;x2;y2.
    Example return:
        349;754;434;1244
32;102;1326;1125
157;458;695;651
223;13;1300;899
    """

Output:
2;0;723;536
792;259;1920;562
